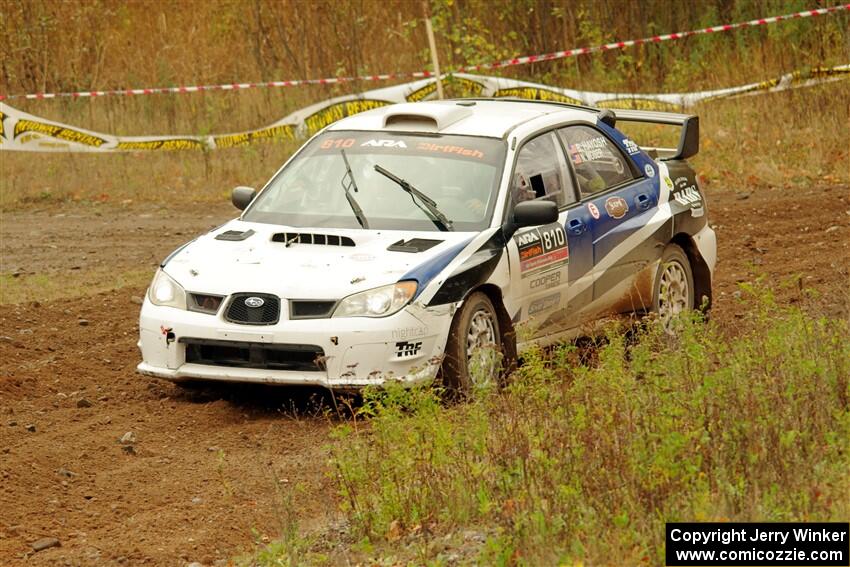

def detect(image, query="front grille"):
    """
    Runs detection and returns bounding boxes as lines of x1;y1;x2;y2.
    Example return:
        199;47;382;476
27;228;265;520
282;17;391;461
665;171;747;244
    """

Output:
225;293;280;325
289;300;336;319
182;338;323;372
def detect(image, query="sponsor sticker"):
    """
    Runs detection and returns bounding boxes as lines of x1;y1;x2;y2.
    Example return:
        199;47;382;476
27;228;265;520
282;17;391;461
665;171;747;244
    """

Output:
622;138;640;155
665;177;674;189
567;136;608;164
528;293;560;316
587;202;601;220
392;326;427;340
604;196;629;219
514;223;569;277
361;139;408;148
644;163;656;177
395;340;422;358
673;176;704;217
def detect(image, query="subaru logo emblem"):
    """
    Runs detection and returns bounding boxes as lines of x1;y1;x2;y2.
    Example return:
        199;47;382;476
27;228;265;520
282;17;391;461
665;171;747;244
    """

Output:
244;296;265;308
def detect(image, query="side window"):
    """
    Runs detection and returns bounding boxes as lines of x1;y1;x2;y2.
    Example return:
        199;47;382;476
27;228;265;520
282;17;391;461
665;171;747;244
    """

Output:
511;132;576;209
557;125;634;198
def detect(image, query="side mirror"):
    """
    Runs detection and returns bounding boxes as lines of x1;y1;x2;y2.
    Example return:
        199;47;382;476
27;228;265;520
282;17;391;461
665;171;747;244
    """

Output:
504;200;558;239
231;186;257;211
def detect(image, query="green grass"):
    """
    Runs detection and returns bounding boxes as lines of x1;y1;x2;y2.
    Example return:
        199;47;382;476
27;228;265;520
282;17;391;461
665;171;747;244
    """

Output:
252;286;849;565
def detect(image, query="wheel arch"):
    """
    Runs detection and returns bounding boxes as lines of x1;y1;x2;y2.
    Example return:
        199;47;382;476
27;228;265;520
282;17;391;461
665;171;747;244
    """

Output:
670;232;712;312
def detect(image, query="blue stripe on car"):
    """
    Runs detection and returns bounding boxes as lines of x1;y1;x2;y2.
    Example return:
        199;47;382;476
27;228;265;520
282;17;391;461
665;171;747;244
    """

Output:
402;237;474;298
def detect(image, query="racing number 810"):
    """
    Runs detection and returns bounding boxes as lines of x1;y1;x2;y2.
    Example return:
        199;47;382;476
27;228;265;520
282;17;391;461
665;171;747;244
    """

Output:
320;138;355;149
541;226;565;251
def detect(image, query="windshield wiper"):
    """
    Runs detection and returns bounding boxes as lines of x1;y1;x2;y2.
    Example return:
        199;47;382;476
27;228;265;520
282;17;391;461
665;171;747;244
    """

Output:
373;164;453;232
340;149;369;229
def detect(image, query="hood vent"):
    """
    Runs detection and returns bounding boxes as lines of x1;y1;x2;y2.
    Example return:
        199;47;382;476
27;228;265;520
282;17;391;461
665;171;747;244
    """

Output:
215;229;255;241
388;238;442;253
272;232;355;247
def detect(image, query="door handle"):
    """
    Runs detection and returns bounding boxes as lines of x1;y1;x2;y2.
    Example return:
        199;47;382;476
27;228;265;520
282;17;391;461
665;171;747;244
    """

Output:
568;218;586;235
636;193;652;210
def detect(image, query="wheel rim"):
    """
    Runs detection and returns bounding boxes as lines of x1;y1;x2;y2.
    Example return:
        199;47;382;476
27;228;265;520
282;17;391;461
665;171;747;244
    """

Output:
658;260;690;328
466;307;498;385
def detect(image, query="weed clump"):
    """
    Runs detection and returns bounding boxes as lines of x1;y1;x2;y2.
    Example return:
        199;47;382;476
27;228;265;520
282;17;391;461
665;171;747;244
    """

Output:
328;289;850;564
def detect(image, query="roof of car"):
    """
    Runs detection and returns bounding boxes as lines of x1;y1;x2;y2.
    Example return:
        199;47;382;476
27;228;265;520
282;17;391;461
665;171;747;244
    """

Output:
326;99;596;139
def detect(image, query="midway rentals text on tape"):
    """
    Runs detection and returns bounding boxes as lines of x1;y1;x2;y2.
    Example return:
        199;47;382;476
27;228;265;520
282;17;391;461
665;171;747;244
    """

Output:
666;523;849;566
1;66;847;153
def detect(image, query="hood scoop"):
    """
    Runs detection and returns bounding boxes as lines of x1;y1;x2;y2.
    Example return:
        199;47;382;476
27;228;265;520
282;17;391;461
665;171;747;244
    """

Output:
215;229;255;241
387;238;442;253
272;232;355;247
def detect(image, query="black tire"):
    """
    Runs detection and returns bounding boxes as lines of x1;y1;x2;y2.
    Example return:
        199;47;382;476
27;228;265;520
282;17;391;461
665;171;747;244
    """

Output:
652;244;695;330
441;292;504;397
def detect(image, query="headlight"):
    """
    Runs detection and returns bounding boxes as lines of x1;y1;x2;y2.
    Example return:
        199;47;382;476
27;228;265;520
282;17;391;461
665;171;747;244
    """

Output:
333;281;417;318
148;269;187;310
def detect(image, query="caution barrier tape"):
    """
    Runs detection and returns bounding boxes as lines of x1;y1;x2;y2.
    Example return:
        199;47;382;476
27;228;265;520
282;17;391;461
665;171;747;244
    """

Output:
458;4;850;73
1;3;847;101
1;65;846;153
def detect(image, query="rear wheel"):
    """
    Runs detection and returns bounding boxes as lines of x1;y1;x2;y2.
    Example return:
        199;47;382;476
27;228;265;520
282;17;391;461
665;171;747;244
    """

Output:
652;244;694;331
441;292;504;397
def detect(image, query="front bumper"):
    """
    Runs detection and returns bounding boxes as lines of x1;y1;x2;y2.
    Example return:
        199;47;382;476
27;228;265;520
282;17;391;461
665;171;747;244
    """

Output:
137;298;454;389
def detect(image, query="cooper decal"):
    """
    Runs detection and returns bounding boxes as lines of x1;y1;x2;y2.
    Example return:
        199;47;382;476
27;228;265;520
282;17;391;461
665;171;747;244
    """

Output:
604;196;629;220
514;223;569;277
529;270;561;290
644;163;655;177
587;202;601;220
395;340;422;358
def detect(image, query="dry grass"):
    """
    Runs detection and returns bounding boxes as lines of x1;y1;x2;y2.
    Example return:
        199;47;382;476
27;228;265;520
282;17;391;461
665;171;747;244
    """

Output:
319;289;850;565
2;79;847;210
2;0;848;211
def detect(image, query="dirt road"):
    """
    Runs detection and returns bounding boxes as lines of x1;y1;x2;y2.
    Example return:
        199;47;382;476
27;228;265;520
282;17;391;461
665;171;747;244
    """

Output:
1;183;848;565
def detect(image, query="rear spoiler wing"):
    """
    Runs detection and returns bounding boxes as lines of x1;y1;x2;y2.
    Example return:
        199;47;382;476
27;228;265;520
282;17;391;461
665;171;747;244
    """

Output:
602;109;699;161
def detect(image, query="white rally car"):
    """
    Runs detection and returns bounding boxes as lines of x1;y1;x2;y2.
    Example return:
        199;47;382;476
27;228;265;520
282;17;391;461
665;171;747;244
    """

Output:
138;99;716;393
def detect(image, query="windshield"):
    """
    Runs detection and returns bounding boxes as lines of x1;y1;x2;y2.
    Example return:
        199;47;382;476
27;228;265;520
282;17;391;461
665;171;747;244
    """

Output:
243;131;506;231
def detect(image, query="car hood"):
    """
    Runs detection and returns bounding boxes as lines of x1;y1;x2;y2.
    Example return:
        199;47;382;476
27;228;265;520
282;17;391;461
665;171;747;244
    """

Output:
162;219;474;299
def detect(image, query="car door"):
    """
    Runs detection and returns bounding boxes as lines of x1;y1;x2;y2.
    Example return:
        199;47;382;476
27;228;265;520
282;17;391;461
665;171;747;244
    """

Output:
503;131;589;338
556;124;661;321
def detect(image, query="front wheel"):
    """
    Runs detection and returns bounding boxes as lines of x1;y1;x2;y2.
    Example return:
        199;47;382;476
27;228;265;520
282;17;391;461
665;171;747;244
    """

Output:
441;292;504;397
652;244;695;331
